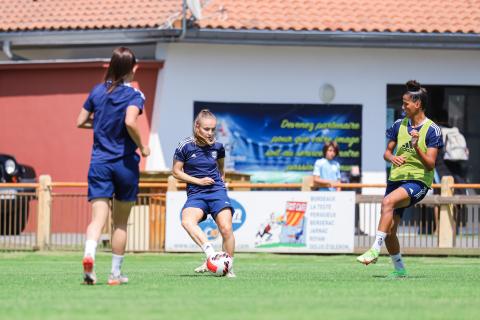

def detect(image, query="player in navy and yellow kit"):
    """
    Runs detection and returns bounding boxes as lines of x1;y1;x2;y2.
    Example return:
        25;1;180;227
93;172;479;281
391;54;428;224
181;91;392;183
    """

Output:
357;80;443;278
77;47;150;285
172;109;236;277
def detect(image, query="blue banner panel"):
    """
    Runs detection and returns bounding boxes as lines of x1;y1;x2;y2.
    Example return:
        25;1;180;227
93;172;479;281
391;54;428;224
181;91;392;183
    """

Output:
194;102;362;183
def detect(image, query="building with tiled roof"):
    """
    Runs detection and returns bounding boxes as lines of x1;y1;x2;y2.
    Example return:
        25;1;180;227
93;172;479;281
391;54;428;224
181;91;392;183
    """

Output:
1;0;480;186
1;0;479;50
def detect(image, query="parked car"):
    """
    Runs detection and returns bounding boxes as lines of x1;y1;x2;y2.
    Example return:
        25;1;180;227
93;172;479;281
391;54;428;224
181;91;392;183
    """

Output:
0;154;36;235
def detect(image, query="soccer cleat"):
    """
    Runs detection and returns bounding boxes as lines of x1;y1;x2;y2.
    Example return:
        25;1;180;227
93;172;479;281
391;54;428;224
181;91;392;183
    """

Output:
356;248;380;265
107;273;129;286
82;256;96;285
194;260;208;273
386;269;408;279
226;268;236;278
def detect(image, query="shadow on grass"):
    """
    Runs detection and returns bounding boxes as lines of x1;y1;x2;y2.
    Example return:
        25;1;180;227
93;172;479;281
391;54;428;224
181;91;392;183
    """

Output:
372;274;425;280
175;274;210;277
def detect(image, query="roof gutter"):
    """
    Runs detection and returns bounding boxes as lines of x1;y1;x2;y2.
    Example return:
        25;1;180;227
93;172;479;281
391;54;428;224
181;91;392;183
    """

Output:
183;29;480;50
2;40;13;59
0;28;182;46
1;39;28;60
1;28;479;50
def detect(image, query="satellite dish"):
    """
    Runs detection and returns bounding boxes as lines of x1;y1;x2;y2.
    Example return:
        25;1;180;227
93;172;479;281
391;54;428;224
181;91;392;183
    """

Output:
186;0;203;20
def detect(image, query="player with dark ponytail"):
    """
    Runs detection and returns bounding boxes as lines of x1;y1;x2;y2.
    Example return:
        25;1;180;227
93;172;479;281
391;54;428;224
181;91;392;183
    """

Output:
77;47;150;285
356;80;443;278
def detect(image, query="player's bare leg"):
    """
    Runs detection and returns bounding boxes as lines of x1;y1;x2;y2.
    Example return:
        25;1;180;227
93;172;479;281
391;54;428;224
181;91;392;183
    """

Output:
83;198;110;285
385;215;407;278
357;188;409;265
181;208;213;273
215;209;235;257
216;208;236;277
108;199;134;285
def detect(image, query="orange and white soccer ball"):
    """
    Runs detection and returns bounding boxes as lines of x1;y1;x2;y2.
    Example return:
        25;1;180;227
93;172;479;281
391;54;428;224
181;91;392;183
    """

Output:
206;252;233;276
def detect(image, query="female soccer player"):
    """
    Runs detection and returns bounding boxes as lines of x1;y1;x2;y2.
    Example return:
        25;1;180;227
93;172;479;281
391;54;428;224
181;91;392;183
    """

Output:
356;80;443;278
172;109;236;277
77;47;150;285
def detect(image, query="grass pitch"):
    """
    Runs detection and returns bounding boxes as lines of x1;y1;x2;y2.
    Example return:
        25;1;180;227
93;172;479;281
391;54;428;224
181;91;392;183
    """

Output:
0;252;479;320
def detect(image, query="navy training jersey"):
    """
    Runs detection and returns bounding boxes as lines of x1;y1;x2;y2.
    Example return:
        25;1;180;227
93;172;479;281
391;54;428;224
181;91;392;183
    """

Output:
174;137;226;196
83;82;145;163
386;118;444;149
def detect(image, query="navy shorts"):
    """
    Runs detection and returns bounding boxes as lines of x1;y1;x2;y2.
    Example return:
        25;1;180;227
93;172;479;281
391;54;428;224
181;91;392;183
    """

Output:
87;153;140;202
385;180;429;217
183;189;233;222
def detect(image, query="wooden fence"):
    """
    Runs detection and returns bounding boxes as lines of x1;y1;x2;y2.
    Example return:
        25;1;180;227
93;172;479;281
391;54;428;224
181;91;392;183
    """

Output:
1;175;480;254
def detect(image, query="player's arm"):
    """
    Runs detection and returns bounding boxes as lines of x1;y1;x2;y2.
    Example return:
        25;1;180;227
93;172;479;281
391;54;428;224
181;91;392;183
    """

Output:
384;140;406;166
217;158;226;181
313;176;336;188
76;108;93;129
172;159;214;186
414;147;438;171
410;129;437;170
125;106;150;157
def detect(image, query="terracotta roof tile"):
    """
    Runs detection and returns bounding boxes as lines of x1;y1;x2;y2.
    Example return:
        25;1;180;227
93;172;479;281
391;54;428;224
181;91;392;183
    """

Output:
0;0;181;31
1;0;479;34
199;0;480;34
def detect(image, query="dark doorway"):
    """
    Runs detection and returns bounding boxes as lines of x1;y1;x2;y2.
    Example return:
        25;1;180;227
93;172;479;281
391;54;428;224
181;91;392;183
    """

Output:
387;84;480;185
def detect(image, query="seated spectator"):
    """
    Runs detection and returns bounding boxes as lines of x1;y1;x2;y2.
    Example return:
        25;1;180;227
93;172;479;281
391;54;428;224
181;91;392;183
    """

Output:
313;141;341;191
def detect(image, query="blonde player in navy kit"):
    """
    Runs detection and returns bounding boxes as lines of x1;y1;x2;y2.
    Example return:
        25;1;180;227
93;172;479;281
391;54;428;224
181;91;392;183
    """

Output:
77;47;150;285
172;109;236;277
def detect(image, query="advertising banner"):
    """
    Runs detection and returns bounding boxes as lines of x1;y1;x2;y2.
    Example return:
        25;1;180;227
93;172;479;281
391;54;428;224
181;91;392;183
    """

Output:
165;191;355;253
194;102;362;183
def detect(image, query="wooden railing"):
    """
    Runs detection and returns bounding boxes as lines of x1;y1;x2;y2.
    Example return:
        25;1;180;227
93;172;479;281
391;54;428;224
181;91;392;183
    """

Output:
1;175;480;252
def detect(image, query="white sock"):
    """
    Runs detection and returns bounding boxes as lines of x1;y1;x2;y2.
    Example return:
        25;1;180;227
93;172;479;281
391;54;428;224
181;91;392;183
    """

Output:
201;242;215;257
371;231;387;252
84;240;97;260
390;253;405;271
111;254;124;276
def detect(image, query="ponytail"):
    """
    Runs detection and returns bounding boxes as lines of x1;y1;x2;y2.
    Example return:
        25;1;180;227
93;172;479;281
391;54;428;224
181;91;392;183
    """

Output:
405;80;428;110
104;47;137;93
